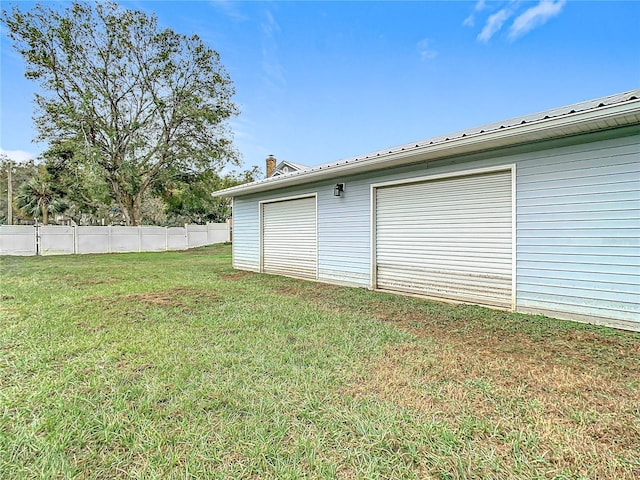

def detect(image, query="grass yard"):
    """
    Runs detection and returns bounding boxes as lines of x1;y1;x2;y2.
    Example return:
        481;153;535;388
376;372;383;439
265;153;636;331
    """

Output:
1;244;638;479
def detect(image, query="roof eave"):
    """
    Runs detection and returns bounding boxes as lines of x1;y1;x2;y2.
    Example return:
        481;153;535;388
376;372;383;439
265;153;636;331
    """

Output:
213;99;640;198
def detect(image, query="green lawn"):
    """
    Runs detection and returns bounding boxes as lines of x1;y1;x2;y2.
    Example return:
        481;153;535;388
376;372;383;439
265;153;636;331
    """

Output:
1;244;638;479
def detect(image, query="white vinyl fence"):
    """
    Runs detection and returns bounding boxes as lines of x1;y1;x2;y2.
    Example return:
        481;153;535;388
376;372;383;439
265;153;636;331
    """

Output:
0;223;230;256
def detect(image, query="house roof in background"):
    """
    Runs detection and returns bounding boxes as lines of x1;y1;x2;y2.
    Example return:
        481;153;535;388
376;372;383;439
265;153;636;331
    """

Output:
214;89;640;197
272;160;309;176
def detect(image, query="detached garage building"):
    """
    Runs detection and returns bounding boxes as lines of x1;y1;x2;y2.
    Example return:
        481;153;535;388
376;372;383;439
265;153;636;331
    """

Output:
214;90;640;331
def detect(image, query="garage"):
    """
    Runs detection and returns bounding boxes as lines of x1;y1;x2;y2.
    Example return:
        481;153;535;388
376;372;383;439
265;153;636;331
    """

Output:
373;168;514;309
218;91;639;330
261;195;317;280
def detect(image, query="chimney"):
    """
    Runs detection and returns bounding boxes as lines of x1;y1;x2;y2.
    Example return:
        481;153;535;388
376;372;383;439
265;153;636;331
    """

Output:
266;155;276;178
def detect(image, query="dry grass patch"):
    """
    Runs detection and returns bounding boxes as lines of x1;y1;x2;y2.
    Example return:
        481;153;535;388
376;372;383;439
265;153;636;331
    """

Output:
220;271;254;280
121;287;195;308
345;316;639;478
271;278;640;477
62;274;121;287
89;286;221;312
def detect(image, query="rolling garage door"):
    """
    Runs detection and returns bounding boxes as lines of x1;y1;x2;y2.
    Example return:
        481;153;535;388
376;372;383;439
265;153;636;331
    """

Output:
375;169;513;309
262;196;317;280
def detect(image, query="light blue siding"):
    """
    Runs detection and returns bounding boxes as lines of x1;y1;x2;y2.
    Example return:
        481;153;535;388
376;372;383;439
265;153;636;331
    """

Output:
231;126;640;329
515;131;640;327
231;197;260;271
317;177;373;285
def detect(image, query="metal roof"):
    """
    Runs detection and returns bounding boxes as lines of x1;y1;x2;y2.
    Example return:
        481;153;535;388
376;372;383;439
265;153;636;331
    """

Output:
214;89;640;197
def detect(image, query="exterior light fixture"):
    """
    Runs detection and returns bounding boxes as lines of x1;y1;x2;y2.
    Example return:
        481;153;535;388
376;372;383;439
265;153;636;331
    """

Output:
334;183;345;197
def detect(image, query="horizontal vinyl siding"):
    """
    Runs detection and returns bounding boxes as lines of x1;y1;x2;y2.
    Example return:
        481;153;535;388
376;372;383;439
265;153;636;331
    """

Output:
516;132;640;324
232;197;260;271
317;180;371;285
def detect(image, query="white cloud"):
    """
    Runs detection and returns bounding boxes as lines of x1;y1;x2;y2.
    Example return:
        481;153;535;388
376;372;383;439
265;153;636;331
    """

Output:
463;0;488;27
262;9;280;39
209;0;248;21
477;8;513;43
0;148;36;163
417;39;438;61
508;0;566;40
260;9;286;90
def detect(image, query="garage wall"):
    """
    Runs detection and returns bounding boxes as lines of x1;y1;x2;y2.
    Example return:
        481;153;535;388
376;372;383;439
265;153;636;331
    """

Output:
232;196;261;271
231;183;371;284
516;134;639;328
230;126;639;328
317;181;371;285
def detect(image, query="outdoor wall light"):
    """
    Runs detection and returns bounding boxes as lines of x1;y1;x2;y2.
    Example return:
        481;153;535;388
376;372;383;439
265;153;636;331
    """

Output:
334;183;345;197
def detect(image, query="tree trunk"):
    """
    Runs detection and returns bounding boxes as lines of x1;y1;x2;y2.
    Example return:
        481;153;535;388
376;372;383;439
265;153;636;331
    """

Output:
120;204;133;225
108;178;147;226
119;191;144;226
109;177;132;225
131;194;143;226
41;199;49;225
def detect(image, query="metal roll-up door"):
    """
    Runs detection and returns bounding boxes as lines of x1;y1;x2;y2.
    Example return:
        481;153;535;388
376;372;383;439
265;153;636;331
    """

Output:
262;196;317;280
375;170;513;308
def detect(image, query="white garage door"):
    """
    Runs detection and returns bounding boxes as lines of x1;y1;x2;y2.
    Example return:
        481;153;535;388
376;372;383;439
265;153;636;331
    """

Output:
262;196;317;280
375;170;513;309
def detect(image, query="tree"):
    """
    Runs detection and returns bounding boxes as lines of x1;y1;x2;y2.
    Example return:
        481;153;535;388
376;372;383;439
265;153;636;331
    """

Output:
159;166;261;225
15;174;68;225
2;1;239;225
0;155;38;225
42;141;114;223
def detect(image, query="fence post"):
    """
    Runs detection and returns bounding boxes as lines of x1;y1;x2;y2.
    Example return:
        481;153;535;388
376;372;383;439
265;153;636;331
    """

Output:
138;225;142;252
165;226;168;252
34;222;40;256
73;225;77;254
184;224;189;249
108;225;112;254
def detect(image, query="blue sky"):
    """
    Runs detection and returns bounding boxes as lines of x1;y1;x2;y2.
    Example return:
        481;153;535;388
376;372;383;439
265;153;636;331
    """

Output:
1;1;639;172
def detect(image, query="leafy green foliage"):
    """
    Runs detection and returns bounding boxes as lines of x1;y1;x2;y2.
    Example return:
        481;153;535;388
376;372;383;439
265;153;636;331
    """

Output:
2;1;239;225
0;156;38;224
159;166;261;225
14;171;68;224
42;141;122;224
0;152;257;226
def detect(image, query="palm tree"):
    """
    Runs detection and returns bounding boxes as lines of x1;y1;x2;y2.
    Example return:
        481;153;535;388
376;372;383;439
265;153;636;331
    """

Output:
15;177;67;224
